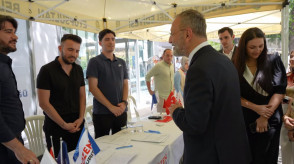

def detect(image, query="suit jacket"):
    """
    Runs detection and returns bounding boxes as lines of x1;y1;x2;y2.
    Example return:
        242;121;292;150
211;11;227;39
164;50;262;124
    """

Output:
173;45;251;164
218;46;238;61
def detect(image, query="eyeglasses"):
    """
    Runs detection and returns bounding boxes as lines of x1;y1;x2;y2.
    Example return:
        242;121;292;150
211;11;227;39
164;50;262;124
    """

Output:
170;29;186;37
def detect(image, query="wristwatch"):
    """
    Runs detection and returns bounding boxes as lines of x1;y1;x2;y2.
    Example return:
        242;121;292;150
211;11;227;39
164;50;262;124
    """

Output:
121;100;128;106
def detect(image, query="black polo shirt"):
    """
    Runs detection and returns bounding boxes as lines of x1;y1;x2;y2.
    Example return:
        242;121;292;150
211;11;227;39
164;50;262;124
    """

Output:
0;53;25;142
86;53;129;114
37;56;85;116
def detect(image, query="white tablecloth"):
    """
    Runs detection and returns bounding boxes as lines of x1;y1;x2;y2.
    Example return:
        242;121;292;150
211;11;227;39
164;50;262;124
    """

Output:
68;118;184;164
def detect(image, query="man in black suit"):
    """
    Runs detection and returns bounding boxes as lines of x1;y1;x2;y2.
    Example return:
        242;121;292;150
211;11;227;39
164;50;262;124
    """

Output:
218;27;237;60
169;9;251;164
0;15;39;163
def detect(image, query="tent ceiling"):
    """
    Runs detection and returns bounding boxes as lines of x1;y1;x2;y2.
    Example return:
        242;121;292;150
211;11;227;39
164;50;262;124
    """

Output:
118;9;281;42
0;0;285;41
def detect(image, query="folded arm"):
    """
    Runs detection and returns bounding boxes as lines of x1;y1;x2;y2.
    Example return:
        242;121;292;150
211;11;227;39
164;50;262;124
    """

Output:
241;94;284;133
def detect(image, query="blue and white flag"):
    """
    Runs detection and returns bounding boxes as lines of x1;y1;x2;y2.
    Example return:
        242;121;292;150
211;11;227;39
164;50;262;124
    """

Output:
73;127;100;164
57;141;70;164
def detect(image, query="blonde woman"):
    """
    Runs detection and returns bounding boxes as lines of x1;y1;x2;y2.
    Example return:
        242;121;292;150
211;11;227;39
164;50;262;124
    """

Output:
281;50;294;164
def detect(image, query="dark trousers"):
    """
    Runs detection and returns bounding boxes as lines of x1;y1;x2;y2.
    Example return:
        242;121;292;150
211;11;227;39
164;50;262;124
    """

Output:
93;112;127;138
43;114;84;156
0;135;23;164
247;123;282;164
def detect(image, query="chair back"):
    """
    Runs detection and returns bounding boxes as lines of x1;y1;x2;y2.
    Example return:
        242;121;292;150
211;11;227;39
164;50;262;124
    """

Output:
127;95;140;121
24;115;45;158
85;105;93;124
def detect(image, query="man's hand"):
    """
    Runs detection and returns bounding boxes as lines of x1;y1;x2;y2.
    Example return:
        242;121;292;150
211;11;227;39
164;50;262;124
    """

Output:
69;117;84;133
109;105;124;117
14;146;39;164
3;138;39;164
61;122;76;132
284;115;294;130
255;105;273;118
169;102;183;116
117;102;127;111
256;116;269;133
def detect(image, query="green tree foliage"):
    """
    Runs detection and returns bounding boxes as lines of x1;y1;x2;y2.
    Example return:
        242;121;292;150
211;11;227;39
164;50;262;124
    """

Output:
208;40;221;51
266;34;281;43
289;0;294;52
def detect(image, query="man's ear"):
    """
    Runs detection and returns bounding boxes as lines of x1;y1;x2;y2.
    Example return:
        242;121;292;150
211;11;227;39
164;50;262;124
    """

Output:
186;28;193;39
99;41;102;46
232;34;235;40
58;45;62;53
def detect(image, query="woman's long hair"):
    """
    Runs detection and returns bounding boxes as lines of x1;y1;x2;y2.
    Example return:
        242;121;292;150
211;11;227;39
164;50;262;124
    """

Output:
233;27;272;93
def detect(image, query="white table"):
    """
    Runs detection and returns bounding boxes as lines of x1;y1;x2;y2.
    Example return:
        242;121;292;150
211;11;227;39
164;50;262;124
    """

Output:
68;118;184;164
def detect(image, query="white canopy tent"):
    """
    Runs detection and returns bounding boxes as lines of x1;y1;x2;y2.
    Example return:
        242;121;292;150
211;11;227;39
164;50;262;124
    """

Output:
0;0;286;39
0;0;290;116
0;0;290;64
118;9;282;41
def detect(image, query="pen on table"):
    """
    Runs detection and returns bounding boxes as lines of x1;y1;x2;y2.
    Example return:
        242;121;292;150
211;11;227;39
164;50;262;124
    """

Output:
116;145;133;150
144;130;161;134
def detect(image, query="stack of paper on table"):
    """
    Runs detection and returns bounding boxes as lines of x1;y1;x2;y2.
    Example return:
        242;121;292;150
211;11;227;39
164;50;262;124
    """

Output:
97;132;131;146
130;133;169;143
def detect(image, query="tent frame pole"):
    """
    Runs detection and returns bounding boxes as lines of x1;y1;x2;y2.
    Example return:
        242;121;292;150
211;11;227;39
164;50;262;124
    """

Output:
34;0;67;19
281;3;289;69
150;0;173;20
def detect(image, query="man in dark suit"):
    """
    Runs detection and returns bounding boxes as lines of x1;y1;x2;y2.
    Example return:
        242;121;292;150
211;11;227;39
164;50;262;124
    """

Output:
169;9;251;164
218;27;237;60
0;15;39;163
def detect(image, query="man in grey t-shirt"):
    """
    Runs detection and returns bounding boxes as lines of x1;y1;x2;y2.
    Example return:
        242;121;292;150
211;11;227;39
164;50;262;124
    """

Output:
86;29;129;138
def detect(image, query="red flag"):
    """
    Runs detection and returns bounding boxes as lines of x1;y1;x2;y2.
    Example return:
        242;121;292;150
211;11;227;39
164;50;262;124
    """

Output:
49;147;55;159
163;91;177;115
155;116;173;123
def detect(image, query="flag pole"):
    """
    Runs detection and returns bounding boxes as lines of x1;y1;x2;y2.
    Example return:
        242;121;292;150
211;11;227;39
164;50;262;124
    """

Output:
50;136;55;158
85;122;88;135
60;137;62;164
84;118;88;130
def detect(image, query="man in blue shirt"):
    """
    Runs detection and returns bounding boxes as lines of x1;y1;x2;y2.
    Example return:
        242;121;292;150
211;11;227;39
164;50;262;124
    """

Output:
87;29;129;138
0;15;39;164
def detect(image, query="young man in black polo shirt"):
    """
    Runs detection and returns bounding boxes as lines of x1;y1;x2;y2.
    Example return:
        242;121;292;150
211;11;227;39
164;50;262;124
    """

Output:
87;29;129;138
37;34;86;155
0;15;39;164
